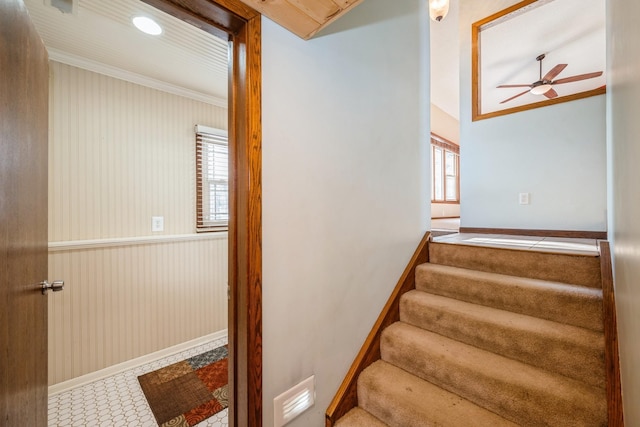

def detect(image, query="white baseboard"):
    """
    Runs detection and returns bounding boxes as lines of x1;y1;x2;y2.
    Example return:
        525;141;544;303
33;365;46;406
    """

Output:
48;329;228;396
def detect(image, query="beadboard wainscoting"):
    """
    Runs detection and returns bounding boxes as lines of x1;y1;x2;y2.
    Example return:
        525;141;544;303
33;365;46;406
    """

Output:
48;234;228;385
47;62;229;386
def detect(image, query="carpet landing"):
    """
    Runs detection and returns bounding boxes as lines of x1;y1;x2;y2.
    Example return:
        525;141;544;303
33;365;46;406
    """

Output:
138;346;228;427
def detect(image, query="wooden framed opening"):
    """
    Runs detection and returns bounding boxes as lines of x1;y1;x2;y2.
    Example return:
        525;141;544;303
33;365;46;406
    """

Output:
471;0;606;121
141;1;262;425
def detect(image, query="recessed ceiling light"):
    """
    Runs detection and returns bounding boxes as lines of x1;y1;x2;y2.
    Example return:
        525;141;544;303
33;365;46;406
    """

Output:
132;16;162;36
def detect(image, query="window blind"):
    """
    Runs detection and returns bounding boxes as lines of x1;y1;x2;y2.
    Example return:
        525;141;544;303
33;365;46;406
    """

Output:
196;126;228;232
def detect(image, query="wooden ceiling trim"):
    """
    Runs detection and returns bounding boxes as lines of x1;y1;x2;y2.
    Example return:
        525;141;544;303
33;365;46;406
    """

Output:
332;0;360;8
288;0;340;24
240;0;320;38
238;0;365;39
142;0;245;37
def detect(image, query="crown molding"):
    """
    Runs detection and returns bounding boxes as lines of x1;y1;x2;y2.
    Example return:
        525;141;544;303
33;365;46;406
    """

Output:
47;48;227;108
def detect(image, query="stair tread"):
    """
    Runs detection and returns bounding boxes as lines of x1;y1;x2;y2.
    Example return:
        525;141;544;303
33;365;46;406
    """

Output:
400;290;605;388
334;407;388;427
381;322;607;426
358;360;518;427
417;262;602;296
401;289;602;345
415;262;603;331
428;241;601;288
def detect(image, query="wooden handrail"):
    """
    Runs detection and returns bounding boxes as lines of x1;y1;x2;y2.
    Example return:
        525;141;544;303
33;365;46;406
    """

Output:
598;241;624;426
325;231;432;426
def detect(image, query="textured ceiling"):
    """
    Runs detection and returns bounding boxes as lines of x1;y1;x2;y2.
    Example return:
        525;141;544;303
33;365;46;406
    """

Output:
24;0;229;104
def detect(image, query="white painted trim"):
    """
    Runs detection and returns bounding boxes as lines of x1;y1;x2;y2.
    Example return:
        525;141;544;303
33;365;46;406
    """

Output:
47;48;227;108
48;330;228;396
48;232;228;252
195;124;228;137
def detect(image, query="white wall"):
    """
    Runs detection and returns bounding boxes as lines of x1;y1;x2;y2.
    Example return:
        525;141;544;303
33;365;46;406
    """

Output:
459;0;607;232
430;104;460;219
261;1;430;425
607;0;640;423
431;103;459;143
431;203;460;218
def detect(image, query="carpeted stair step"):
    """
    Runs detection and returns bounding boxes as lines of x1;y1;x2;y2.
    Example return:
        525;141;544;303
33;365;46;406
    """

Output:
415;263;603;331
357;360;518;427
428;242;601;288
334;407;388;427
400;290;605;388
380;322;607;426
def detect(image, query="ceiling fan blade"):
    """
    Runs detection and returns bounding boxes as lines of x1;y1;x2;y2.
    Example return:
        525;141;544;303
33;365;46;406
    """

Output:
552;71;604;85
500;89;530;104
497;84;532;88
543;64;568;81
544;88;558;99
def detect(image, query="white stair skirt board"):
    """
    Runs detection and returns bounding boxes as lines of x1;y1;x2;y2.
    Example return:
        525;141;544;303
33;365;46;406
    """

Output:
48;329;228;396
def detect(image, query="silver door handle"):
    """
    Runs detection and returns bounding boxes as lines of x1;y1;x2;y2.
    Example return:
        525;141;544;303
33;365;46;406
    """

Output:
41;280;64;295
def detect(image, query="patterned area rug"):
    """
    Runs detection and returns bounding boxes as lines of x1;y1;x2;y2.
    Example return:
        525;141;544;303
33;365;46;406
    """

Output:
138;346;228;426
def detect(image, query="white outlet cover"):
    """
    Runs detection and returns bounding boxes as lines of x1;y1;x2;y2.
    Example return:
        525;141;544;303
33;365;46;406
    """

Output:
151;216;164;232
519;193;530;205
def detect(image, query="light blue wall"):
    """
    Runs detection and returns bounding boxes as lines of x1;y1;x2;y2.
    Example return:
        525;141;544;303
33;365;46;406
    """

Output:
459;0;607;232
261;1;430;425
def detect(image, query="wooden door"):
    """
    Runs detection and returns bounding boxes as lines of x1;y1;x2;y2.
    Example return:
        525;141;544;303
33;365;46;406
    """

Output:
0;1;50;426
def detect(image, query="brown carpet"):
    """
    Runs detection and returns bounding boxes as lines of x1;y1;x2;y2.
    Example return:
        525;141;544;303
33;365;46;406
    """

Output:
335;243;607;426
138;346;228;427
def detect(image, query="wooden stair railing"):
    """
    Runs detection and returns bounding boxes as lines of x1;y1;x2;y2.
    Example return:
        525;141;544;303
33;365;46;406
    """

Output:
325;231;431;426
599;241;624;426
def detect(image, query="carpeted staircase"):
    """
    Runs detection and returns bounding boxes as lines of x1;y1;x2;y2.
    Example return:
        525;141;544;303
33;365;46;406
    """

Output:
335;241;607;426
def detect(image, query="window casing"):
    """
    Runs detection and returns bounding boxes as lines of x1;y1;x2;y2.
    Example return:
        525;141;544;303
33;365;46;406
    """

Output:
431;133;460;203
196;125;228;232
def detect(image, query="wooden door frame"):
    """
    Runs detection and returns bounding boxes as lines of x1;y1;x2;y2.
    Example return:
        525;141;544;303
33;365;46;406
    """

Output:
141;1;262;425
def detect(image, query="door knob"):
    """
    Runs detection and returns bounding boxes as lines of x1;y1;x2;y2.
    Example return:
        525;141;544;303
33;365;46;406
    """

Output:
41;280;64;295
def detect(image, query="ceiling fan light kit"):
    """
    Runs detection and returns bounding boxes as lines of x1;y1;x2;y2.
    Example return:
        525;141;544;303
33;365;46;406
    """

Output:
429;0;449;22
497;53;603;104
530;83;553;95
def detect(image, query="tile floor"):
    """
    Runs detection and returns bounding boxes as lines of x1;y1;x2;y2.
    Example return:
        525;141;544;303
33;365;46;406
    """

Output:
433;232;600;255
48;336;228;427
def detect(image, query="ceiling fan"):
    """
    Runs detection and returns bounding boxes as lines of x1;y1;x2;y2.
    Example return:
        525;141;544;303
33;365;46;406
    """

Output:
497;53;603;104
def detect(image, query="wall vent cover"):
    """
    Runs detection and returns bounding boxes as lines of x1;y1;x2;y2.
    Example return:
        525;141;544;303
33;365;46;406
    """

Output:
274;375;315;427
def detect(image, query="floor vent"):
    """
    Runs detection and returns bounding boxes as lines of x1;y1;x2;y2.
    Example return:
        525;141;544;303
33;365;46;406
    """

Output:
274;375;315;427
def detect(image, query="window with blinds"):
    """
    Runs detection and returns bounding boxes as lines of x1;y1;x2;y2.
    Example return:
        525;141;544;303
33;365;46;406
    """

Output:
196;125;228;232
431;133;460;203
